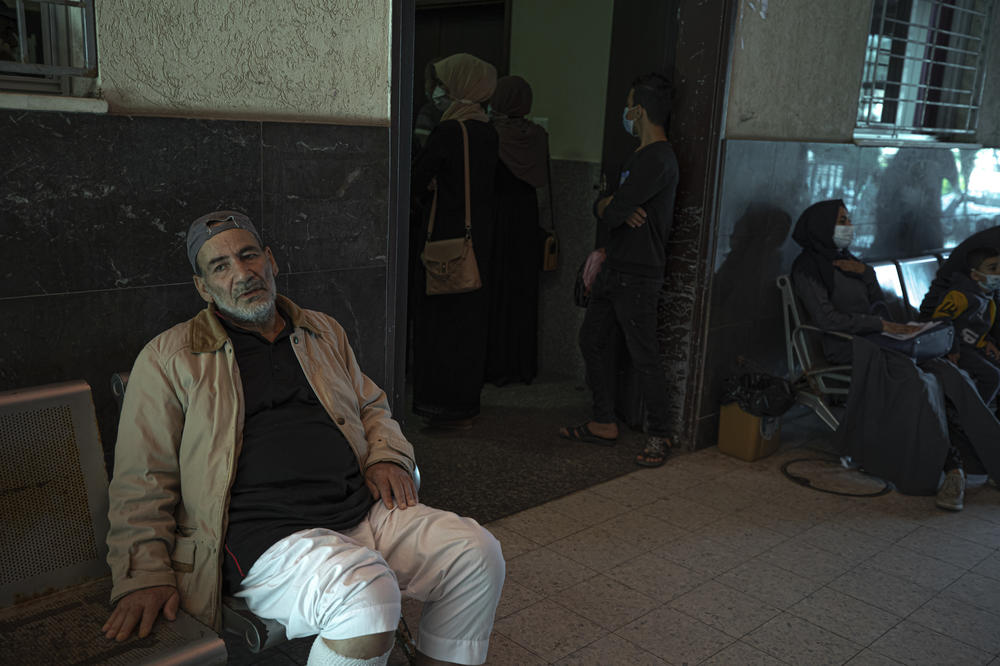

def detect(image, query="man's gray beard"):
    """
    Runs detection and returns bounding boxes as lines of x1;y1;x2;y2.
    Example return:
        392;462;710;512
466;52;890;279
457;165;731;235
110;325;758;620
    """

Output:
217;296;276;325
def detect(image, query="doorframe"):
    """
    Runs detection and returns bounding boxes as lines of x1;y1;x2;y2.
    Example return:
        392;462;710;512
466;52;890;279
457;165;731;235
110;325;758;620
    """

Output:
387;0;415;415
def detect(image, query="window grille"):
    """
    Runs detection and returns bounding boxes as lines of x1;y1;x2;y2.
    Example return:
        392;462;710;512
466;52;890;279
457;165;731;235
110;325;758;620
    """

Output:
0;0;97;96
856;0;993;140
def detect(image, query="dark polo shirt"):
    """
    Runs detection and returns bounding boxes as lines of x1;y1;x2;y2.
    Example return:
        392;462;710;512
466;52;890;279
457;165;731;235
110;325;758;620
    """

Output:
219;311;373;593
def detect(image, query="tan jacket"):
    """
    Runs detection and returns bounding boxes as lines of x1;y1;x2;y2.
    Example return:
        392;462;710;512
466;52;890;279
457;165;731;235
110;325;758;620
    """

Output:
106;295;414;630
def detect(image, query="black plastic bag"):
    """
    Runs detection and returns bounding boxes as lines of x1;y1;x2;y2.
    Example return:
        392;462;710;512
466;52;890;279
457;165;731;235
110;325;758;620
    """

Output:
721;373;796;418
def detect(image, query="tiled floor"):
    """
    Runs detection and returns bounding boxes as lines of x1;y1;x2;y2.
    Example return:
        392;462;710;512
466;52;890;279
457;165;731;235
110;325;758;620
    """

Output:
445;445;1000;665
224;425;1000;666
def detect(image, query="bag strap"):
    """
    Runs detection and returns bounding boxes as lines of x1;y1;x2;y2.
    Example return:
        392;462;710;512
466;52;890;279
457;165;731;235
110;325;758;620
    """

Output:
426;181;439;241
459;119;471;237
425;120;472;241
546;145;556;232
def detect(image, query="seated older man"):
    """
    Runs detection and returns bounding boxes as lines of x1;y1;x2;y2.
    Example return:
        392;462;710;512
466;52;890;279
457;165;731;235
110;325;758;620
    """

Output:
103;211;505;666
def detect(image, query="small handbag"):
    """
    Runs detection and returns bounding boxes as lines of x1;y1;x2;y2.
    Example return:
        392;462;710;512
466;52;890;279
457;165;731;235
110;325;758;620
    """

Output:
421;120;482;296
541;152;559;272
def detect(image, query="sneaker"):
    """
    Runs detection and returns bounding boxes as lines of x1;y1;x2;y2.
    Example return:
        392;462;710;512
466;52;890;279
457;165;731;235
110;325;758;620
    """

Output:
936;468;965;511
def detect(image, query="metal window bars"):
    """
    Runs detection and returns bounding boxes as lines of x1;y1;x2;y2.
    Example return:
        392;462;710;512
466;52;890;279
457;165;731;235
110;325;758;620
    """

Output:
856;0;993;139
0;0;97;94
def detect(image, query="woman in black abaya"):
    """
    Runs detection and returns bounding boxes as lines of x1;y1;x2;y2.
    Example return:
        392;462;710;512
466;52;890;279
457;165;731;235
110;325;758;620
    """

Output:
410;53;499;427
485;75;550;385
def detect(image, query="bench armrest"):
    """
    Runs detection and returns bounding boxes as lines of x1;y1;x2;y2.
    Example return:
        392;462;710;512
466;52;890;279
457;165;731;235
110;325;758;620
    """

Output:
796;324;855;342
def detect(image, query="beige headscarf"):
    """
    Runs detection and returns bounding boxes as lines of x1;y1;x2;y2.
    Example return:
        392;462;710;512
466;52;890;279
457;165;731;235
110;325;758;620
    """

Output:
434;53;497;123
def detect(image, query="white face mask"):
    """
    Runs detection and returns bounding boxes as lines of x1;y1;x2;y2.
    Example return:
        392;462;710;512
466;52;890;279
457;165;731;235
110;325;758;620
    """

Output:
833;225;854;249
431;86;451;111
622;106;636;136
973;269;1000;292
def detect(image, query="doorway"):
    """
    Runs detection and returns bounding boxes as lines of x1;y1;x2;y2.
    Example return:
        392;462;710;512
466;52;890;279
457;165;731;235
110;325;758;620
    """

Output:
394;0;698;516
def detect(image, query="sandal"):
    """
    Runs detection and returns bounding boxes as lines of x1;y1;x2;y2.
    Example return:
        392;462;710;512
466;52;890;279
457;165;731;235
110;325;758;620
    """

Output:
636;436;672;467
559;423;617;446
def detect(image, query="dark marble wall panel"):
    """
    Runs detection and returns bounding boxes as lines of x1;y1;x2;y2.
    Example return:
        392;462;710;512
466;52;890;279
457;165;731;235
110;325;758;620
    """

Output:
0;284;204;472
1;114;261;298
655;0;735;448
0;111;394;470
262;123;390;275
536;159;601;381
278;266;388;388
698;139;1000;444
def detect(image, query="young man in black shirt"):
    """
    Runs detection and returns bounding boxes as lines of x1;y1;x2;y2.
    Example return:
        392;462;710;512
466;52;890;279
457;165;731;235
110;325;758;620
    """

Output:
560;73;679;467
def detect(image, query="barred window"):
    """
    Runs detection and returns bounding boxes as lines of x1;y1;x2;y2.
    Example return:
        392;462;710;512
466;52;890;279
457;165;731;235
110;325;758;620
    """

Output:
0;0;97;96
856;0;993;141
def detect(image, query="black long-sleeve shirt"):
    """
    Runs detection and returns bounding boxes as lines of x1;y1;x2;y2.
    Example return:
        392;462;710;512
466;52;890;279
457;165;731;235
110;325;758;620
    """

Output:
598;141;679;278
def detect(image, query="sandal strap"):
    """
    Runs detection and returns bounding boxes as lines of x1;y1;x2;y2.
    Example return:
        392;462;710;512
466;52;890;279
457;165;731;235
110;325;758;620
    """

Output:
642;437;667;458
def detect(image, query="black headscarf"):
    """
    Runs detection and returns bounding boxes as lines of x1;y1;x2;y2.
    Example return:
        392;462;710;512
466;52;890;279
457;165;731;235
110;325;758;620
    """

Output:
791;199;863;295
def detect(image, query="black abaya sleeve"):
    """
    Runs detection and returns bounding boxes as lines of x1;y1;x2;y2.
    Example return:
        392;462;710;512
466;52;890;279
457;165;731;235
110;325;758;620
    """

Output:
411;122;455;199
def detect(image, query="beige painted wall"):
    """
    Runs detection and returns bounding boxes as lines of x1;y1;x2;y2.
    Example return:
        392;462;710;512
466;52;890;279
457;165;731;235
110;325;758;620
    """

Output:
95;0;390;124
976;6;1000;147
726;0;871;141
509;0;613;162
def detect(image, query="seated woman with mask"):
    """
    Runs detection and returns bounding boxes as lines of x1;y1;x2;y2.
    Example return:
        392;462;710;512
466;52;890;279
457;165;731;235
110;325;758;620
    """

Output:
791;199;1000;511
791;199;923;364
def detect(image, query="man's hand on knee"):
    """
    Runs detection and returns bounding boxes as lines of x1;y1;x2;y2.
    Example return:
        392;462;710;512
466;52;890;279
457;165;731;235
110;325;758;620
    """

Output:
103;585;179;642
365;462;418;510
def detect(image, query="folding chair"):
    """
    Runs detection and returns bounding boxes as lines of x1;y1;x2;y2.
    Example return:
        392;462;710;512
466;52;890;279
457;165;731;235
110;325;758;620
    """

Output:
0;380;226;664
777;275;853;430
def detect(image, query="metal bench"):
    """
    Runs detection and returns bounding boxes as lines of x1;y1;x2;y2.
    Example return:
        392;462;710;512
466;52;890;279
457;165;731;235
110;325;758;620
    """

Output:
870;260;912;322
0;380;227;664
777;275;853;430
898;255;944;314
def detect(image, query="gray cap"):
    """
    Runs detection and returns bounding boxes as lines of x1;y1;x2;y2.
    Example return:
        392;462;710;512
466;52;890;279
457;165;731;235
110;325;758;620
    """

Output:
186;210;262;272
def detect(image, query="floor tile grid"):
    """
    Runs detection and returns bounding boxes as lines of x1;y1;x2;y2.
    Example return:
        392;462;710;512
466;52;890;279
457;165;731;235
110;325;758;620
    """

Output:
491;466;736;664
486;449;1000;665
804;511;999;662
627;464;873;665
701;466;1000;665
686;460;1000;664
491;461;772;663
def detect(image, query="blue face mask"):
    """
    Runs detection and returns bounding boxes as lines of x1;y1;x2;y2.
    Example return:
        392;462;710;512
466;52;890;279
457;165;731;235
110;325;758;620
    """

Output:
622;106;636;136
431;86;451;111
832;225;854;249
973;269;1000;292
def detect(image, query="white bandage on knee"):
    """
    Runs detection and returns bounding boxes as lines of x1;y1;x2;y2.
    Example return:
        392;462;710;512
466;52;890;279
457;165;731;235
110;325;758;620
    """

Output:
306;636;393;666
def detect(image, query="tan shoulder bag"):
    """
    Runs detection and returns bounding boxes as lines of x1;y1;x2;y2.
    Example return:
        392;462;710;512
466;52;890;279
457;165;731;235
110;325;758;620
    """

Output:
421;120;482;296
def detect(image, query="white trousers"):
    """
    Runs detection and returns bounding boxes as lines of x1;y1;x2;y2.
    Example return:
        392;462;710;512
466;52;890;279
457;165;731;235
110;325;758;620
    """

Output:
234;502;505;665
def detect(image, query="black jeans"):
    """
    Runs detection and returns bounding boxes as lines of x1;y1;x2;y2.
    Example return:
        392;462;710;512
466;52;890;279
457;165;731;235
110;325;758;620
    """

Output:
579;267;671;438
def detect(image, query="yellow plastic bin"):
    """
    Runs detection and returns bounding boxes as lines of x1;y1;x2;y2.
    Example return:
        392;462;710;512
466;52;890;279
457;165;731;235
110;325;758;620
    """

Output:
717;402;781;462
